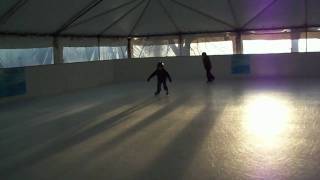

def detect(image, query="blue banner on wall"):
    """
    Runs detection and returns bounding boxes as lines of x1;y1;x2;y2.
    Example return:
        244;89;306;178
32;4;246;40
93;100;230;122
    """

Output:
231;55;251;74
0;68;26;97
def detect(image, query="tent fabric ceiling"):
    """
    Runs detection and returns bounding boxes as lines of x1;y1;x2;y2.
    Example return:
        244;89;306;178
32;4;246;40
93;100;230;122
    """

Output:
0;0;319;37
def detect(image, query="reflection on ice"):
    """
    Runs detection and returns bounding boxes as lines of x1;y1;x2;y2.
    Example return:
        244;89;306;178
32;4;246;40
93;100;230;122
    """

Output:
243;95;292;141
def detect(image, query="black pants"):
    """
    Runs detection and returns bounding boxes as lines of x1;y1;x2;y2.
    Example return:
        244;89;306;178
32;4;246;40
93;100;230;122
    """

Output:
156;80;168;93
206;69;215;82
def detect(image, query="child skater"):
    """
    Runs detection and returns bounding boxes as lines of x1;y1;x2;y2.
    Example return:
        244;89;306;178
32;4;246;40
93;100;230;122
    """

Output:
147;62;172;95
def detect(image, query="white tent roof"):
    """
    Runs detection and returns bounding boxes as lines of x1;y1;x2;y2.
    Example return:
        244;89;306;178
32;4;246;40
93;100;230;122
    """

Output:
0;0;319;37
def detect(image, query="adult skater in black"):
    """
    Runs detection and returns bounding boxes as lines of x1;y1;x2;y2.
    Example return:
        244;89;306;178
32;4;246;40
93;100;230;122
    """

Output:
147;62;172;95
202;52;215;82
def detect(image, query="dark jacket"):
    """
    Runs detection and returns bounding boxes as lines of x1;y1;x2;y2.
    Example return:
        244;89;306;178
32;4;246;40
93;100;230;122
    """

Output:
202;55;212;70
147;69;172;82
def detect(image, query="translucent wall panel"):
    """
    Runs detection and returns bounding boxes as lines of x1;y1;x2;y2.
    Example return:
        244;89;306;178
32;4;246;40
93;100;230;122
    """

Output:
0;36;53;68
300;39;320;52
190;41;233;56
298;30;320;52
132;36;180;58
0;48;53;68
99;38;128;60
181;33;235;56
60;37;99;63
243;40;291;54
63;47;99;63
242;30;294;54
100;46;127;60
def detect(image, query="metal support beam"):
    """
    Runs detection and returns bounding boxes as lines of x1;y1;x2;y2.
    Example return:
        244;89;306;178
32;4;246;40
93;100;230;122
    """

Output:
170;0;236;29
53;37;63;64
98;36;101;60
178;34;183;56
98;0;145;36
158;0;181;33
127;37;132;59
128;0;151;36
305;0;308;52
55;0;104;35
0;0;28;25
241;0;279;29
290;31;300;53
68;0;137;30
235;32;243;54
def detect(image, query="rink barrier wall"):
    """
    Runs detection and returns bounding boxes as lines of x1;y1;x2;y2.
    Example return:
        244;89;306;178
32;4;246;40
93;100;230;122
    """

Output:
0;61;114;103
114;53;320;82
1;52;320;102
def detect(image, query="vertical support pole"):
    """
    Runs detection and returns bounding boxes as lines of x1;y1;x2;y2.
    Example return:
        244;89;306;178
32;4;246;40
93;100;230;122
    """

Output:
235;31;243;54
127;37;132;59
305;29;308;53
305;0;308;53
53;36;63;64
181;35;191;56
290;31;300;53
98;36;101;60
178;34;183;56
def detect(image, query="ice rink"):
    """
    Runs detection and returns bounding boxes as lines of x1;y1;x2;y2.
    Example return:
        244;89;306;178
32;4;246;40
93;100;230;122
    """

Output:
1;79;320;180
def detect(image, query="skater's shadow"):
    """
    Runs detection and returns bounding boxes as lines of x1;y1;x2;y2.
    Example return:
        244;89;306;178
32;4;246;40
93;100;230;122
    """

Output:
0;95;158;178
136;88;227;180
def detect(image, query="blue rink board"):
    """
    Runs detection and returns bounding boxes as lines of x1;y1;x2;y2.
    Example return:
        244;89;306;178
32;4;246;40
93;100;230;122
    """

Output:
231;55;251;74
0;68;26;97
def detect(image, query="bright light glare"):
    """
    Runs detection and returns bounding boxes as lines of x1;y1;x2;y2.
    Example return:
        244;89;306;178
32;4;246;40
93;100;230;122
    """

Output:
190;41;233;55
243;40;291;54
243;95;291;139
298;38;320;52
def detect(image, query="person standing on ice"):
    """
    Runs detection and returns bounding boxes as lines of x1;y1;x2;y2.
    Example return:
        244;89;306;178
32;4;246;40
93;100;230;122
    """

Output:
147;62;172;95
201;52;215;82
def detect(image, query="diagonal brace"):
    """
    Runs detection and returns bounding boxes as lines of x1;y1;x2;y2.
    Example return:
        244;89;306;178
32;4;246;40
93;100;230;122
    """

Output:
170;0;236;29
68;0;138;30
0;0;28;25
55;0;104;35
99;0;145;36
241;0;279;29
